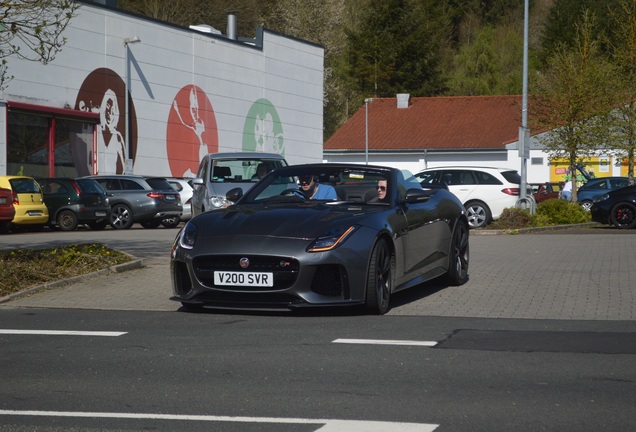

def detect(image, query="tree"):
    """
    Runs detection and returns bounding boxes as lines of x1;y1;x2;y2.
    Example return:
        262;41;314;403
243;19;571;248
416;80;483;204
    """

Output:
607;0;636;186
532;10;618;202
0;0;78;90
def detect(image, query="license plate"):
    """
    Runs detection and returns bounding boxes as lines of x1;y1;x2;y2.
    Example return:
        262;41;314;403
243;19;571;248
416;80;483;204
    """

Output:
27;210;42;216
214;271;273;287
165;195;176;201
0;197;5;204
95;211;107;217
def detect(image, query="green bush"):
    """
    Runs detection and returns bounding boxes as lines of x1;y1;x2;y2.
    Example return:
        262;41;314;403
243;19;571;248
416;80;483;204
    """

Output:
490;198;591;230
535;198;591;225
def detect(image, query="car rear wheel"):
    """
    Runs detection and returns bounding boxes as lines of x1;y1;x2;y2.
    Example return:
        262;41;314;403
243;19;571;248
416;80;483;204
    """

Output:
465;200;491;229
610;202;636;229
580;200;593;211
365;238;394;315
56;210;79;231
140;220;162;229
444;221;469;285
110;204;134;229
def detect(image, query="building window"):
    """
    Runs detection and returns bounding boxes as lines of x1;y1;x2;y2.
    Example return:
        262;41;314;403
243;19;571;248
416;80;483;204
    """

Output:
7;102;98;177
531;157;544;165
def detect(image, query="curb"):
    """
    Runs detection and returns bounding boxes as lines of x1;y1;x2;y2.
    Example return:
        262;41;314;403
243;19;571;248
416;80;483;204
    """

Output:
0;257;144;304
471;222;601;235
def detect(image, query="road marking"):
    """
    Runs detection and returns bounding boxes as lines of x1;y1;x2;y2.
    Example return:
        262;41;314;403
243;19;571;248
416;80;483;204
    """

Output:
0;330;127;337
333;338;438;347
0;410;439;431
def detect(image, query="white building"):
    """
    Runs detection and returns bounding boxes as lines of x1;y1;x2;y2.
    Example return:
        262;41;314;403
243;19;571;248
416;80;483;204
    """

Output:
0;1;324;178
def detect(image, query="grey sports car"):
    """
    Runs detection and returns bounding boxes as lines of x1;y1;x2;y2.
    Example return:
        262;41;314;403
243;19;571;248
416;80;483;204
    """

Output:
170;163;469;314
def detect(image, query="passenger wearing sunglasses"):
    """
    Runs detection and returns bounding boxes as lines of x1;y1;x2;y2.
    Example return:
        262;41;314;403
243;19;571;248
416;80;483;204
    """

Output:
368;179;390;203
298;175;337;200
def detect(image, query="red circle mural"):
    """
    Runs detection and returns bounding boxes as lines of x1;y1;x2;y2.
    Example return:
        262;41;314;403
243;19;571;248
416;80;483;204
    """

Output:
166;85;218;177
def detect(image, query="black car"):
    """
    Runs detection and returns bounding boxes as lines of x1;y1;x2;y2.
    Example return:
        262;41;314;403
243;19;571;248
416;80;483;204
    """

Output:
590;185;636;229
170;163;469;315
37;177;111;231
86;175;182;229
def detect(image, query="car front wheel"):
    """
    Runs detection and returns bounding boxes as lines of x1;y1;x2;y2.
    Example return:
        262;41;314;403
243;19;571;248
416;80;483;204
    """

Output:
465;200;491;229
444;221;469;285
365;238;394;315
57;210;79;231
610;202;636;229
110;204;134;229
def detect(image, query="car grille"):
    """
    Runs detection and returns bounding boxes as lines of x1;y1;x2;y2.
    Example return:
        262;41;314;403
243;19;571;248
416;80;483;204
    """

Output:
193;255;299;290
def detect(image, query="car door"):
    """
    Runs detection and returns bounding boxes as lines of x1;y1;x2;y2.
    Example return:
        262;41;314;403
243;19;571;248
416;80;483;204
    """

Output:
443;169;478;203
191;156;209;215
395;174;451;286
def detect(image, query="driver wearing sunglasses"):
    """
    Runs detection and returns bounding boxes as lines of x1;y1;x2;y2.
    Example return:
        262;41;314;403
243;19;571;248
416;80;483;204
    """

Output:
298;175;337;200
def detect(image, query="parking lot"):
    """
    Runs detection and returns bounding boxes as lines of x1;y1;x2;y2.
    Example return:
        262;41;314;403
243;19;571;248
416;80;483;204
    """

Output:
1;225;635;320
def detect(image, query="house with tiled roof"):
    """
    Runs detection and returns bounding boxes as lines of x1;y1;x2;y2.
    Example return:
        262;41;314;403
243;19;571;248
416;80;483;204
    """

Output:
323;94;627;183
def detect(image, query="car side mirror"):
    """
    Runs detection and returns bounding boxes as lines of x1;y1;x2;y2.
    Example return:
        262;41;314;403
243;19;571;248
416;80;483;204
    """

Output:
226;187;243;203
191;178;204;186
404;188;432;203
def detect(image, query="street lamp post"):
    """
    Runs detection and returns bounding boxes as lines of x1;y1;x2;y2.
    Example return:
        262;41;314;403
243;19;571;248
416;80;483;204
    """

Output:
364;98;372;165
124;36;141;174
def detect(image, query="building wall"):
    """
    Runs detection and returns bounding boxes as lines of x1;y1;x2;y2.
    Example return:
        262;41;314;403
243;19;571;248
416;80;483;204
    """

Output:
0;2;323;176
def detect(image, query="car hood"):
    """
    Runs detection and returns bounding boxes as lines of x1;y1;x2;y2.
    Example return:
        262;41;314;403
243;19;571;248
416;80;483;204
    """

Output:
209;182;256;196
190;203;383;239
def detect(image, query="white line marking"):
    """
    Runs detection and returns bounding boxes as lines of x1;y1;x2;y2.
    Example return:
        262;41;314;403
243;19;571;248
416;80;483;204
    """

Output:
333;338;438;347
0;330;127;337
0;410;439;431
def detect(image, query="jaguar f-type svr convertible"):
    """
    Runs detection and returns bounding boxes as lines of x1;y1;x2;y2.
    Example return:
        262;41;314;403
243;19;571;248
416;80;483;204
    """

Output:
170;163;469;314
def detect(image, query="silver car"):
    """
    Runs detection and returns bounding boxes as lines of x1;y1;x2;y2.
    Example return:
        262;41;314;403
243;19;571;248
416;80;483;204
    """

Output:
87;175;182;229
191;152;288;215
162;178;194;228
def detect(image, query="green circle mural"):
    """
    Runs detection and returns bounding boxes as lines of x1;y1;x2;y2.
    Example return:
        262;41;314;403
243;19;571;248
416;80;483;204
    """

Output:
242;99;284;156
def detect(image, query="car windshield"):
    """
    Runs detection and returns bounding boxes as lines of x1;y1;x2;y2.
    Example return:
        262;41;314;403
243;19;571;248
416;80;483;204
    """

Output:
76;179;106;194
501;170;521;184
210;158;287;183
240;166;393;205
9;178;40;194
146;178;174;191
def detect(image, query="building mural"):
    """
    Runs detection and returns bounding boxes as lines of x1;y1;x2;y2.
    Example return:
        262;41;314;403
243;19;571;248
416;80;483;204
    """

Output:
76;68;137;175
167;85;218;178
242;99;284;155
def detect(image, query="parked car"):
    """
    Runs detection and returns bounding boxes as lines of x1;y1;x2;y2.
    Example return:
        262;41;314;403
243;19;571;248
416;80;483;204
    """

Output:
577;177;630;211
85;175;182;229
590;185;636;229
530;182;562;203
171;163;470;314
37;177;111;231
162;178;194;228
191;152;288;216
0;187;16;233
414;166;523;228
0;176;49;231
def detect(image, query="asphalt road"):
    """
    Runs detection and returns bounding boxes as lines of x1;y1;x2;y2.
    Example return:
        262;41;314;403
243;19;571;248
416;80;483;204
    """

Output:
0;224;635;431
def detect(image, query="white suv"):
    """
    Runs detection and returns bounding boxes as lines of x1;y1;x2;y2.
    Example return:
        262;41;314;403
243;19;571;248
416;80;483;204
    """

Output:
414;166;522;228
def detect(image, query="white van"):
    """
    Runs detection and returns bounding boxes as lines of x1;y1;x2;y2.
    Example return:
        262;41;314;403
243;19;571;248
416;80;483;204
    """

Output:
191;152;288;215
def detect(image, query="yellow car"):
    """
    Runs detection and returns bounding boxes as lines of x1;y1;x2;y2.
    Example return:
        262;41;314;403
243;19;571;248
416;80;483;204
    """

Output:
0;176;49;230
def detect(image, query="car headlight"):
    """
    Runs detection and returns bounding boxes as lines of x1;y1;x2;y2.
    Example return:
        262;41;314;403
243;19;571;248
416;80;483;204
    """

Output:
307;226;357;252
594;193;610;203
209;195;232;208
178;221;198;249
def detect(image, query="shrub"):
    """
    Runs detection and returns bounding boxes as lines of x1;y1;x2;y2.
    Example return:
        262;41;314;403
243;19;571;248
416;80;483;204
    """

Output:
492;207;533;229
535;198;591;225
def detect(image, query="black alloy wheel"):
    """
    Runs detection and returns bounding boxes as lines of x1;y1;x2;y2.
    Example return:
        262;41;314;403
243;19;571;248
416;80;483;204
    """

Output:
365;238;394;315
444;221;470;285
610;202;636;229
